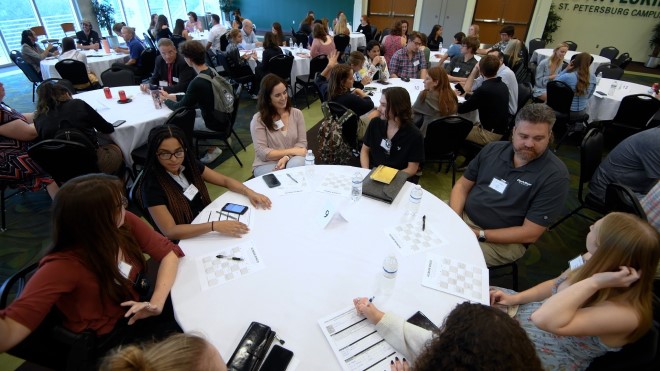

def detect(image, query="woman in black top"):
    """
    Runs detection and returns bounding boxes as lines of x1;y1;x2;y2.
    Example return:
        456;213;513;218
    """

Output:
225;29;260;97
356;15;373;42
271;22;285;46
259;32;283;76
299;15;314;35
427;25;444;51
328;64;376;141
155;15;173;42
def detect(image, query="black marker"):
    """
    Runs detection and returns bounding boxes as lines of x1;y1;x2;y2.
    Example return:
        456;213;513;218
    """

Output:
216;255;244;261
422;215;426;231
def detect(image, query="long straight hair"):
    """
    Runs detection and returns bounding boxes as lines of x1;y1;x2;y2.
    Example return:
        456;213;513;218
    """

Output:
420;67;457;116
257;74;291;131
50;174;146;304
328;64;352;101
549;43;568;74
383;87;414;127
571;52;592;96
567;212;660;342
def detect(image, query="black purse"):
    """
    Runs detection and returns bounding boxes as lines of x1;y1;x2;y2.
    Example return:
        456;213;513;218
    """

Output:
226;322;276;371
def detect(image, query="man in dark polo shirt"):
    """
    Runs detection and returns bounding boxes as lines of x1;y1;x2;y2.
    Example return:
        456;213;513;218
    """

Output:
140;38;194;94
445;36;479;83
449;103;569;267
75;19;100;50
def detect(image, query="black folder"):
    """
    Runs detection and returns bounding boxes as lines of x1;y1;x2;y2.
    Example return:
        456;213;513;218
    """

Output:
361;168;408;204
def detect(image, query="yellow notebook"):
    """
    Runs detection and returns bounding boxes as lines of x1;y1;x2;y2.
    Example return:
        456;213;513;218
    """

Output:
369;165;399;184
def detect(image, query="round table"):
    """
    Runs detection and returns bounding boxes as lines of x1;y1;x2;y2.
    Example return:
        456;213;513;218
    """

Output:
40;50;128;85
428;49;482;68
171;165;487;370
531;48;610;74
588;78;654;122
349;32;367;51
73;85;172;167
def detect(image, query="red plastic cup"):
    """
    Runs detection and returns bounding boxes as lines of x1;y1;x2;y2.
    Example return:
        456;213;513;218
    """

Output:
103;87;112;99
118;90;127;101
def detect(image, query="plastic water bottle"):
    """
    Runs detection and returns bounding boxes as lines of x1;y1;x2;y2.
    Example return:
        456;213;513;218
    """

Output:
351;172;362;201
305;150;315;177
596;71;602;85
406;185;423;218
378;255;398;295
439;41;443;50
289;37;294;48
608;80;618;95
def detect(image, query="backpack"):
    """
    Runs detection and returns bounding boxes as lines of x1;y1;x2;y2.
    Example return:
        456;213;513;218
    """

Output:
196;70;235;131
317;102;355;165
54;120;98;150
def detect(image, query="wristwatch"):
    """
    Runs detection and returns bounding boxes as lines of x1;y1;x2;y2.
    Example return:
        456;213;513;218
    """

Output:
478;229;487;242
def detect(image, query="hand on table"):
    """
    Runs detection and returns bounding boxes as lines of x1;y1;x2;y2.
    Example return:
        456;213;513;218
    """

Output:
353;88;367;98
139;84;150;93
592;266;640;289
247;190;272;209
274;156;289;170
214;220;249;237
159;90;176;102
353;297;384;324
121;300;162;325
390;357;410;371
489;288;519;306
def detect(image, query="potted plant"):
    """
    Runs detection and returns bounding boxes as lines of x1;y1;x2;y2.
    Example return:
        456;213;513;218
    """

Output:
542;3;561;45
219;0;234;25
646;21;660;68
92;0;115;37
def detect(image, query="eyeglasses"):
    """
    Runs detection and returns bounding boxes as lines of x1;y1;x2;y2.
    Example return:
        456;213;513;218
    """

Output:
157;150;185;160
412;41;422;46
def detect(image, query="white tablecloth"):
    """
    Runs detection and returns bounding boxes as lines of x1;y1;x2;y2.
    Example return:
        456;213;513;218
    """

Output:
531;48;610;74
191;32;209;45
242;47;310;84
428;50;481;68
587;78;653;122
74;85;172;166
40;50;128;85
172;165;486;370
349;32;366;51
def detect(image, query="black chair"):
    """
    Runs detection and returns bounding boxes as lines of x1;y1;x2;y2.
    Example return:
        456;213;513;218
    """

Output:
268;54;294;94
100;67;136;87
193;87;246;167
489;244;529;291
613;52;631;68
380;28;391;43
137;48;158;81
128;169;160;231
595;63;624;80
170;34;186;49
334;34;351;58
27;140;99;185
219;33;229;51
294;32;309;49
326;101;360;154
10;50;42;102
369;25;377;42
601;94;660;149
55;59;99;91
618;57;632;70
216;52;254;92
373;32;382;45
599;46;619;61
605;183;648;220
546;80;589;150
38;78;75;94
294;54;329;108
517;82;533;113
586;320;659;371
564;40;578;51
549;128;608;230
143;32;156;49
130;107;197;175
424;116;473;185
528;38;546;56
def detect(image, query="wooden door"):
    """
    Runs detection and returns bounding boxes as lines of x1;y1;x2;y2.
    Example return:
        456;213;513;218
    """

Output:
473;0;536;45
368;0;416;37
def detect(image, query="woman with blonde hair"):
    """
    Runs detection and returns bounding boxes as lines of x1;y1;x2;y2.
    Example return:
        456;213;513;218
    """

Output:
555;52;596;118
333;13;350;36
504;38;529;83
491;212;660;370
468;24;480;39
533;42;568;101
413;66;458;136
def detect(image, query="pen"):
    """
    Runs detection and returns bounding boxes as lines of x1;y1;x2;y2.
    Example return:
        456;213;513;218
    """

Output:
287;174;299;183
422;215;426;231
216;255;244;261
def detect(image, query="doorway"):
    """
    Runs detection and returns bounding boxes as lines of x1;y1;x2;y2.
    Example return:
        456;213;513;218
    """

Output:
472;0;536;45
368;0;416;38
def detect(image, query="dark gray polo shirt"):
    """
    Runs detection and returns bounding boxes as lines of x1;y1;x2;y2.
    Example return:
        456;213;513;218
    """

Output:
445;55;478;78
463;141;569;229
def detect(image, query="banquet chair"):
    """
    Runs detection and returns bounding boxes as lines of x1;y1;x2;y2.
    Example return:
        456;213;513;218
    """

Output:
137;48;158;82
219;33;229;51
613;52;631;68
528;38;546;56
268;54;294;96
563;40;578;51
424;116;473;186
60;23;76;37
294;54;329;108
586;320;659;371
28;140;99;185
38;78;75;94
294;32;309;49
373;32;382;45
193;87;245;167
379;28;391;43
599;46;619;62
549;128;607;230
10;50;43;102
0;179;30;231
369;25;377;42
600;94;660;149
170;34;186;49
100;67;136;87
546;80;589;150
605;183;648;220
55;59;99;91
30;26;59;47
595;63;624;80
143;32;156;49
128;170;160;231
334;34;350;60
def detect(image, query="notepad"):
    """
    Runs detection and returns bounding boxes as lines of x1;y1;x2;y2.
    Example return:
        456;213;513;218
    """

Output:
369;165;398;184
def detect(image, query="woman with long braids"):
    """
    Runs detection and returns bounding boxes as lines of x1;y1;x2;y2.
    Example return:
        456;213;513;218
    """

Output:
141;125;271;241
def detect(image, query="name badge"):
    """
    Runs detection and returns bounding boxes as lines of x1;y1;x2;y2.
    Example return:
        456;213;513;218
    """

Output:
453;67;460;73
118;261;132;279
173;76;179;83
413;60;420;67
488;177;508;194
380;138;392;152
159;80;168;87
569;255;585;270
274;119;284;130
183;184;199;201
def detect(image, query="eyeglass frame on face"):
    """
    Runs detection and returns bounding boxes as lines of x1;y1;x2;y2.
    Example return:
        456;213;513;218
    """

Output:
410;39;422;47
157;149;185;160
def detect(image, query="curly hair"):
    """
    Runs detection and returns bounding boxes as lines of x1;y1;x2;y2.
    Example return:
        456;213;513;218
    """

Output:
414;302;543;371
35;82;71;119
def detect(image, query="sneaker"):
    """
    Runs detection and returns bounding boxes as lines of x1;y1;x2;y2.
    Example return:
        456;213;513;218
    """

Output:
251;94;258;100
200;147;222;164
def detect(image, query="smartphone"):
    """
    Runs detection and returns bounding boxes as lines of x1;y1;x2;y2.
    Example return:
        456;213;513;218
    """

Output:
376;80;390;85
406;311;438;332
454;83;465;94
401;77;410;82
221;202;249;215
112;120;126;127
262;174;281;188
364;87;377;92
260;345;293;371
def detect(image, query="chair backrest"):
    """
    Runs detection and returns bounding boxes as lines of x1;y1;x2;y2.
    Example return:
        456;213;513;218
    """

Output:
61;22;75;34
220;33;229;51
373;32;382;44
309;54;329;78
100;67;136;87
424;116;474;161
10;50;42;84
129;169;160;231
294;32;309;48
55;59;91;86
334;34;350;54
612;94;660;129
517;83;532;113
595;63;624;80
38;78;75;94
30;26;47;38
599;46;619;61
619;57;632;70
546;80;574;115
370;25;378;41
138;48;158;78
564;40;578;51
528;38;546;56
0;262;38;308
164;107;197;147
613;52;630;67
268;54;294;82
170;34;186;49
27;139;99;184
605;183;648;220
143;32;156;49
579;128;604;198
381;28;391;38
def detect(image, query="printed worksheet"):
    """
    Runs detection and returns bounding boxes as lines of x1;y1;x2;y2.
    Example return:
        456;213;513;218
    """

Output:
196;241;265;291
421;254;489;304
319;306;403;371
386;221;445;256
316;172;352;197
277;169;309;195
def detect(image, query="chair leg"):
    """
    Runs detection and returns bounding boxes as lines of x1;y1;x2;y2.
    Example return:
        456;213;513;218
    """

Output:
32;83;37;102
451;162;456;186
1;188;6;232
231;129;247;151
223;139;243;167
549;204;584;230
304;85;310;109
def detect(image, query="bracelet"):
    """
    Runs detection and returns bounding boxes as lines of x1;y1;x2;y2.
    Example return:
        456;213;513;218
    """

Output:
211;221;214;232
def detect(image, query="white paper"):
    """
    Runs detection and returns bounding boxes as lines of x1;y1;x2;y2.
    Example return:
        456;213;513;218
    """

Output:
421;254;489;304
195;241;265;291
277;169;309;196
314;199;338;230
318;306;403;371
316;172;352;197
386;221;445;256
